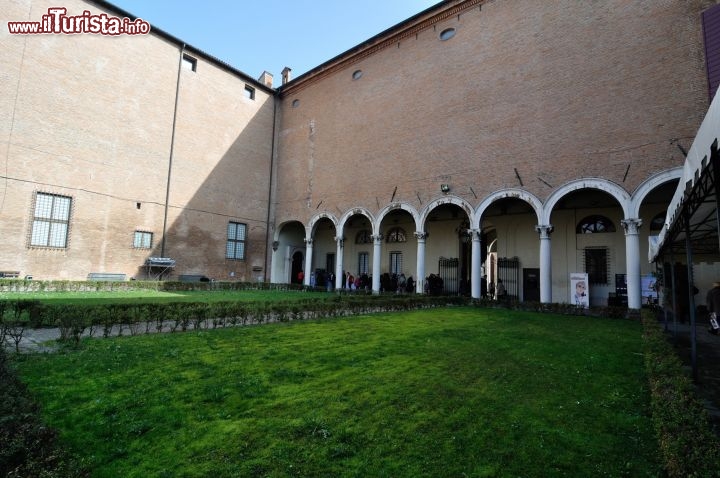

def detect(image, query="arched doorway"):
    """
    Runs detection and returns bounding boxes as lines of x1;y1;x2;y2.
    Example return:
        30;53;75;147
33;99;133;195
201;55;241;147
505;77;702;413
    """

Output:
291;251;304;284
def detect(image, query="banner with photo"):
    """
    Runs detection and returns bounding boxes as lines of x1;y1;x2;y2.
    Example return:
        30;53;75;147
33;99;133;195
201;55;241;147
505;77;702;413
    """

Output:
570;273;589;308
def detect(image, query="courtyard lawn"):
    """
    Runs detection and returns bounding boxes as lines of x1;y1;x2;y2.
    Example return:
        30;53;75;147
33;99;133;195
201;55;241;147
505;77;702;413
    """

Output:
0;288;333;305
13;307;662;477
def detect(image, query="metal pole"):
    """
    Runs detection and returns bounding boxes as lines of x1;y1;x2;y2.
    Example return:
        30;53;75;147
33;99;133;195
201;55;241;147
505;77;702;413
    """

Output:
669;252;677;342
684;212;698;382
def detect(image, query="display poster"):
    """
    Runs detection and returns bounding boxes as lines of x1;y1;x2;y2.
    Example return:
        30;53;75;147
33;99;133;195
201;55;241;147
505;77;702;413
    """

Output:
641;274;657;305
570;273;589;308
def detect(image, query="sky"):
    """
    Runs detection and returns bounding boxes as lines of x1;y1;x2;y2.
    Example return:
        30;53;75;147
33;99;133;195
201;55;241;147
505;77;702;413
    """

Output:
107;0;441;82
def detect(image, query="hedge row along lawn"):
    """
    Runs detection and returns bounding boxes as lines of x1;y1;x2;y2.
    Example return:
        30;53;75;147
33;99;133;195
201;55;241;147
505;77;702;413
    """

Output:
0;289;336;305
13;307;662;477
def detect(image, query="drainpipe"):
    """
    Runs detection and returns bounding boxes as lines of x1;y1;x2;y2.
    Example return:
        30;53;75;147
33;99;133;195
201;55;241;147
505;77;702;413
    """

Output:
263;93;279;282
161;43;185;258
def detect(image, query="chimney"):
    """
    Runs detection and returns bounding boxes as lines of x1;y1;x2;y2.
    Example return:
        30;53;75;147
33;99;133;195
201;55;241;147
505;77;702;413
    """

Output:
258;71;273;88
281;66;292;85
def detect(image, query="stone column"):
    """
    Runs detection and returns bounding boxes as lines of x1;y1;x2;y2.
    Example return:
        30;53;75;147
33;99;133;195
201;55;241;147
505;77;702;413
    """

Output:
303;238;313;287
535;225;553;303
621;218;643;310
470;229;482;299
414;231;428;294
334;236;344;290
371;234;383;294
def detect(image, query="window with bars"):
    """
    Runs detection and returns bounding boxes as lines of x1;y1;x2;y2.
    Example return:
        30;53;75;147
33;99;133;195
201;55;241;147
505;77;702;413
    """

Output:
358;252;369;275
576;215;616;234
30;192;71;248
386;227;406;243
389;251;403;275
584;247;609;285
355;230;372;244
133;231;153;249
226;221;246;260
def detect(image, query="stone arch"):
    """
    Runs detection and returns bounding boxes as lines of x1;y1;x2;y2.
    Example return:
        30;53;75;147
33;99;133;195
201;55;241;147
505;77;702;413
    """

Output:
628;167;683;218
374;202;421;234
419;195;476;231
475;188;543;229
337;207;376;238
307;212;339;237
273;219;306;242
542;178;631;224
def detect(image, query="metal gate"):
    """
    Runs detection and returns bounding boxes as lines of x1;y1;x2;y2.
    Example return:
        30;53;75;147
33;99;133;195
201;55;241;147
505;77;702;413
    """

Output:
438;257;459;295
497;256;520;300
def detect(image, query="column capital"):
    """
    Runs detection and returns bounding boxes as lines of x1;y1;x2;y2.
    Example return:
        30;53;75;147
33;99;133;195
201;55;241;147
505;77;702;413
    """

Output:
535;224;554;239
621;218;643;235
334;236;344;248
371;234;384;244
414;231;429;240
304;238;314;246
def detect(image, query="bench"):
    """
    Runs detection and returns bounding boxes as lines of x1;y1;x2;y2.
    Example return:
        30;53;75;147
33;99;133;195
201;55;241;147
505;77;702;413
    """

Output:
0;271;20;278
87;273;126;281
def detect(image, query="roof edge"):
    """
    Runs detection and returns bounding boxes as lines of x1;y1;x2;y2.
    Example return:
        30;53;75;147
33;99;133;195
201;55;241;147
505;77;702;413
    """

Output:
278;0;484;97
85;0;275;94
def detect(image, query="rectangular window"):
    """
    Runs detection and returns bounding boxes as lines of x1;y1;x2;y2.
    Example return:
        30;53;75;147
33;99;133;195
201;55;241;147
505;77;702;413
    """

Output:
584;247;609;285
182;54;197;72
30;192;71;248
390;251;403;275
226;221;246;260
243;85;255;100
133;231;153;249
358;252;369;275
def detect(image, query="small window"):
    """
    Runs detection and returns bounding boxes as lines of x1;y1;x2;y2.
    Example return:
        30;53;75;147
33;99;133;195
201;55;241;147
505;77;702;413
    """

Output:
355;230;372;244
182;54;197;72
243;85;255;100
386;227;407;243
292;99;300;108
226;221;246;260
352;69;363;80
389;251;403;275
30;192;72;248
439;28;456;41
133;231;153;249
358;252;369;275
576;215;616;234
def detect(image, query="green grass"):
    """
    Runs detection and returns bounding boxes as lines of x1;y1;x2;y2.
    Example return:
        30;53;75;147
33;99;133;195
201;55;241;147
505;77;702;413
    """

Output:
13;307;661;477
0;289;332;305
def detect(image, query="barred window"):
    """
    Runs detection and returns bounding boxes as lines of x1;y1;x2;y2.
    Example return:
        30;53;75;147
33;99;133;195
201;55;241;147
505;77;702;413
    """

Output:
355;230;372;244
226;222;246;260
133;231;153;249
30;192;71;248
386;227;407;243
584;247;609;285
576;215;616;234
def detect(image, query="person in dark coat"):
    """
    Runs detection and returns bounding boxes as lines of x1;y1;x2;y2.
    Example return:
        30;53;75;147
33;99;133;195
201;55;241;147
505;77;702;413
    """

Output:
707;282;720;314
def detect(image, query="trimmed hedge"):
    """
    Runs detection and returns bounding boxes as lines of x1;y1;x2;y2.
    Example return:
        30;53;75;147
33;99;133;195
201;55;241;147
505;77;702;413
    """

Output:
0;279;307;293
641;311;720;477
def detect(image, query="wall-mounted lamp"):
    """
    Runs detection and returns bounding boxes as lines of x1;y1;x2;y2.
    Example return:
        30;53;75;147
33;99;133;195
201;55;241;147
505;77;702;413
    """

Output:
440;184;450;193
